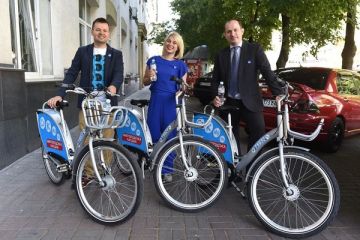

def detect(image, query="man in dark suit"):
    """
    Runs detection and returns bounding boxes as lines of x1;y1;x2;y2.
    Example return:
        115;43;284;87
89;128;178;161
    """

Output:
212;19;283;154
47;17;124;181
47;17;123;108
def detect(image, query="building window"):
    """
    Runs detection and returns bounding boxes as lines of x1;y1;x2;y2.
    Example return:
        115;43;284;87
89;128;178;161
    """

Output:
79;0;91;46
9;0;53;75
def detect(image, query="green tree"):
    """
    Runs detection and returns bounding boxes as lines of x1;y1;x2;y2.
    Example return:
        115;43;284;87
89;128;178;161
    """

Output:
147;21;175;45
151;0;355;68
341;0;358;69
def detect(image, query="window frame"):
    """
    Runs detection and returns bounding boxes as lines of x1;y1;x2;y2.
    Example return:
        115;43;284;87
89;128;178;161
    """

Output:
10;0;54;80
79;0;92;46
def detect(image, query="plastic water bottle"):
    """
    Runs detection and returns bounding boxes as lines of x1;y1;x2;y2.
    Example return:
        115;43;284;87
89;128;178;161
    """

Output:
150;58;157;81
218;81;225;106
101;99;111;127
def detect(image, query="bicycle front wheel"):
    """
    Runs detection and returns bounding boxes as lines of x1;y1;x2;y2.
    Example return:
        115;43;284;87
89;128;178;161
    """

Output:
73;140;143;224
247;148;340;238
154;135;227;212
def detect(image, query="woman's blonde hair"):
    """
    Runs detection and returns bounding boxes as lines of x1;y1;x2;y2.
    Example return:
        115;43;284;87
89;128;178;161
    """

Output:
162;31;184;59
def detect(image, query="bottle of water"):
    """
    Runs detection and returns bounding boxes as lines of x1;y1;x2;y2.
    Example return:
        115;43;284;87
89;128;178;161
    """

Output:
101;99;111;127
218;81;225;105
150;58;157;81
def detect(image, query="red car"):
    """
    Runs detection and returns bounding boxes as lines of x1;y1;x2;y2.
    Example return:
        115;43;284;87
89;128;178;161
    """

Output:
261;67;360;152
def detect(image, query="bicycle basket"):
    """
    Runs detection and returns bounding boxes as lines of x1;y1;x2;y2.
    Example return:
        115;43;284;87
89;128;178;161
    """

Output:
81;99;127;129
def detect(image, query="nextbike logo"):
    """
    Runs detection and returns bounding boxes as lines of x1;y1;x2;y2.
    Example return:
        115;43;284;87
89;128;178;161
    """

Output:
122;133;142;145
251;134;270;153
210;141;227;153
47;139;63;151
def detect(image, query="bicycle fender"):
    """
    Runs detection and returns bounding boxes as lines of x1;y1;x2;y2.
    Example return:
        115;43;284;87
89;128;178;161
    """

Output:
245;145;310;182
36;109;71;161
116;110;151;153
149;135;182;169
193;113;237;164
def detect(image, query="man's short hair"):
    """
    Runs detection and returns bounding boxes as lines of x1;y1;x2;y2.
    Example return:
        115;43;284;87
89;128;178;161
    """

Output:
92;17;109;29
225;19;244;29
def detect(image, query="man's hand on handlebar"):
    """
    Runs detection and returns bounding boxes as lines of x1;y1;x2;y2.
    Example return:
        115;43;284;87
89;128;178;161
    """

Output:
47;96;63;108
107;85;117;95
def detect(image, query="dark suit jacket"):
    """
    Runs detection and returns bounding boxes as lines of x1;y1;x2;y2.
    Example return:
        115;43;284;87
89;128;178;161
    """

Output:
212;41;283;112
58;43;124;107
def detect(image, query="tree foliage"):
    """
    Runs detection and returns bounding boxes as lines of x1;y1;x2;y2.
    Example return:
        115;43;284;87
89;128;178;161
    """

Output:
149;0;357;68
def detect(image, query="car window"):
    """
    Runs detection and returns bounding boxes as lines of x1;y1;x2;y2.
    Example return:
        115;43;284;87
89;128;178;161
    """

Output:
276;69;328;90
202;72;213;78
337;74;360;95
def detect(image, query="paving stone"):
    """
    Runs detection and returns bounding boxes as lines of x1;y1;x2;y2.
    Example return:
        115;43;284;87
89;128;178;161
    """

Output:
0;86;359;240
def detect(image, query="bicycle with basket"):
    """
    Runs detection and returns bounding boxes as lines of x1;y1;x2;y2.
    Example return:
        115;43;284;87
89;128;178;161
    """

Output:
36;84;143;224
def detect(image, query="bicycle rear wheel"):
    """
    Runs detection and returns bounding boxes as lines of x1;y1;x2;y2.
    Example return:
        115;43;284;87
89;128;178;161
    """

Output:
247;148;340;238
154;135;227;212
73;140;143;224
42;145;65;185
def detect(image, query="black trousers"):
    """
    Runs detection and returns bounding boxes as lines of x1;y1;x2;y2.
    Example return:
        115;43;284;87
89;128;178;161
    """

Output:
219;98;265;155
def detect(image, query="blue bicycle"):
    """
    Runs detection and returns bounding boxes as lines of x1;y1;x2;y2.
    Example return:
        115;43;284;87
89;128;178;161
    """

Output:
116;78;228;212
36;85;143;224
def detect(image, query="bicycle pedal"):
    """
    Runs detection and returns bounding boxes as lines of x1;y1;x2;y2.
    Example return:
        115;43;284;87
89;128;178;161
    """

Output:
57;164;70;173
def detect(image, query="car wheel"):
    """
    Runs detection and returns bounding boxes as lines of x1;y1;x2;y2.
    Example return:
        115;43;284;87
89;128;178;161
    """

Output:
324;117;344;153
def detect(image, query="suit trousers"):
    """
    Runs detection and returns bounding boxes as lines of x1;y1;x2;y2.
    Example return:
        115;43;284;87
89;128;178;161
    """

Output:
220;98;265;155
78;111;114;176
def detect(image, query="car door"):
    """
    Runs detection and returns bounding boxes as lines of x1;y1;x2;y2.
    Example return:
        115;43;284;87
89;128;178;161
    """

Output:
337;73;360;133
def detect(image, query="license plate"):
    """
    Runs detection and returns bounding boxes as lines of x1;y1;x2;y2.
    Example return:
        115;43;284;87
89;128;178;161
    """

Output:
199;82;211;87
263;99;276;108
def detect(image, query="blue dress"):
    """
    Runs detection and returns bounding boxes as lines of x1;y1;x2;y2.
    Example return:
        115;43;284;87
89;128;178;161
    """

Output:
146;56;188;174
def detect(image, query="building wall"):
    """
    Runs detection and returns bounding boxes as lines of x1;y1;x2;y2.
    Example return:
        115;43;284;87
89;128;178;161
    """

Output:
0;0;14;66
0;0;154;169
51;0;79;80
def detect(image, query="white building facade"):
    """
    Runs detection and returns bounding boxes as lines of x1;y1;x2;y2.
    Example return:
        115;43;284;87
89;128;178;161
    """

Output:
0;0;155;84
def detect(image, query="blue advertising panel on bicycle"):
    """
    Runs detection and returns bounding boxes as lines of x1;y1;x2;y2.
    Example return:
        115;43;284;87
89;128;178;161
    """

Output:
116;110;148;153
193;113;234;164
36;110;68;161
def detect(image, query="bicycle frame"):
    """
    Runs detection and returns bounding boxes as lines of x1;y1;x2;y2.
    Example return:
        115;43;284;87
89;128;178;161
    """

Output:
37;88;128;184
116;87;215;174
193;85;324;187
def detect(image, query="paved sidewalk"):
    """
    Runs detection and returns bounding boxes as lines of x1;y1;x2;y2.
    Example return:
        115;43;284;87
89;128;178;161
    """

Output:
0;86;360;240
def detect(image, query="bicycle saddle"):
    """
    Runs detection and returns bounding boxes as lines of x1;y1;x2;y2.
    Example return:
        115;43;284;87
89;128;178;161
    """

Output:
130;99;149;108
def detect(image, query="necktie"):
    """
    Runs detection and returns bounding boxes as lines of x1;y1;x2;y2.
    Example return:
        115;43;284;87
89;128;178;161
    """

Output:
229;46;240;98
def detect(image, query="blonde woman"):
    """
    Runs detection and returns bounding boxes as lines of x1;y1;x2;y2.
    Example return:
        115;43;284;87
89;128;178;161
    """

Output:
143;32;188;179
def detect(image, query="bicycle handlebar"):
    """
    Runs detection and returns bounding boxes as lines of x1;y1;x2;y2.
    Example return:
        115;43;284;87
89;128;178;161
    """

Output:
185;107;215;129
275;79;323;141
288;119;324;141
65;87;120;98
171;76;215;129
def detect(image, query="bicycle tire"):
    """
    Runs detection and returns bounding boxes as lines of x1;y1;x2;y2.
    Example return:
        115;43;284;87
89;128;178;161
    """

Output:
154;135;227;212
247;148;340;238
73;140;143;224
42;145;65;185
